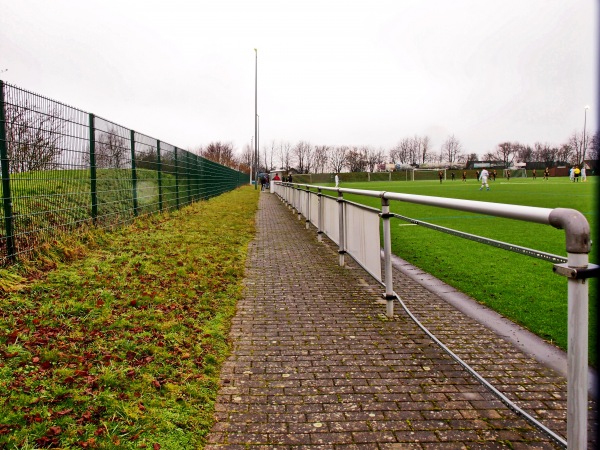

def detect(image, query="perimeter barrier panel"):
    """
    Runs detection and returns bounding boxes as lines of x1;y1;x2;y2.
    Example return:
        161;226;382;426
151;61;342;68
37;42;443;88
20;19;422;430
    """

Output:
274;181;596;450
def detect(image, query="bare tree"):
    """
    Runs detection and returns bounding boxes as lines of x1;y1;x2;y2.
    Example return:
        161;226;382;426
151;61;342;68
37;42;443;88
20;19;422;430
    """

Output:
364;146;384;172
420;136;431;164
259;141;276;173
201;141;236;167
239;142;253;174
568;132;589;165
556;142;573;164
267;140;277;171
589;132;599;160
4;100;64;173
329;146;348;173
440;135;463;164
490;142;517;168
95;129;129;169
515;144;534;163
388;144;402;165
389;138;414;165
481;151;494;161
278;140;293;172
533;142;558;167
293;141;313;174
346;146;367;172
313;145;329;173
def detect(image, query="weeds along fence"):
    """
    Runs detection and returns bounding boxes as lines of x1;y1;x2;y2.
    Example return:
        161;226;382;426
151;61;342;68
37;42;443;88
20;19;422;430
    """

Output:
0;81;249;264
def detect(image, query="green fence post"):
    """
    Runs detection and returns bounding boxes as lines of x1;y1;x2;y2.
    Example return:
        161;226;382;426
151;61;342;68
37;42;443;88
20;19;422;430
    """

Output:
0;81;16;262
130;129;138;216
156;140;163;212
174;147;180;210
89;113;98;223
186;151;191;205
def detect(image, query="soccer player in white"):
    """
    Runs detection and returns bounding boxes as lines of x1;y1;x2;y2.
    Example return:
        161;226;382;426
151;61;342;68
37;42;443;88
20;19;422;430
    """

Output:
479;168;490;191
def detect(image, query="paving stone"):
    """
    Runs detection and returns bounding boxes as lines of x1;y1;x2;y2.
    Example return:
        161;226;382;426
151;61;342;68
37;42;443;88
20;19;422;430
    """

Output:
205;192;596;449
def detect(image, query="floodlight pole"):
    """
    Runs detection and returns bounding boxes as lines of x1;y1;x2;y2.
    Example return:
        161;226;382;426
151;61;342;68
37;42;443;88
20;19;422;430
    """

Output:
254;48;258;190
581;106;589;166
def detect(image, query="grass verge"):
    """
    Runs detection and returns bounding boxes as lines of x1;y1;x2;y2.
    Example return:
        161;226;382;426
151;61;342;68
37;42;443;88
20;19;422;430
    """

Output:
0;185;259;448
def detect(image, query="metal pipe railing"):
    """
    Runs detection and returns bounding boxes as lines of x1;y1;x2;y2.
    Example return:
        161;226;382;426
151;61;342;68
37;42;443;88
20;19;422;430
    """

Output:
274;181;594;450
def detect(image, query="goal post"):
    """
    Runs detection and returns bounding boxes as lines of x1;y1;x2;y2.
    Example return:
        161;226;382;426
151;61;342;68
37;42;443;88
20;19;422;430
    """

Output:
412;168;446;181
504;168;527;178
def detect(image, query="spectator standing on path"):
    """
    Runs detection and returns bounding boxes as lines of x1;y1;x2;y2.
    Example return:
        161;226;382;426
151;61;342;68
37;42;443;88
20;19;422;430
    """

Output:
479;168;490;191
273;173;281;182
334;174;339;188
288;174;293;183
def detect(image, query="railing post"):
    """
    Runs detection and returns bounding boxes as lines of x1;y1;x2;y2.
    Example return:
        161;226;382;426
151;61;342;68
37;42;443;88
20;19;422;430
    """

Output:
337;190;345;267
566;251;588;450
317;188;323;242
130;129;138;217
381;197;394;318
295;186;302;220
156;140;163;212
0;81;16;262
305;186;310;229
89;113;97;223
549;208;592;450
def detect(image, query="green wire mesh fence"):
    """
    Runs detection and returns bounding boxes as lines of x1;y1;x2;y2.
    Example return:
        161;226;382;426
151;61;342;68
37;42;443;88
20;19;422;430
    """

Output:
0;81;249;264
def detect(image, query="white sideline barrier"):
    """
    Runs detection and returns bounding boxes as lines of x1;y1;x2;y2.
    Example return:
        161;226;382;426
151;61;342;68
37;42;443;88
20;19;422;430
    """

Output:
322;195;339;245
344;202;382;281
309;192;319;228
273;181;594;450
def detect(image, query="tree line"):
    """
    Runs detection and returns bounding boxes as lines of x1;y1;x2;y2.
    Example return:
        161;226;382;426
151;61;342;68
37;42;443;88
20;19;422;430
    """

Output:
196;131;599;175
3;97;598;176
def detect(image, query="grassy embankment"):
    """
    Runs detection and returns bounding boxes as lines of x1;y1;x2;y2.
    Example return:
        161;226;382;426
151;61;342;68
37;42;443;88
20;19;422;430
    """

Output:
0;185;259;448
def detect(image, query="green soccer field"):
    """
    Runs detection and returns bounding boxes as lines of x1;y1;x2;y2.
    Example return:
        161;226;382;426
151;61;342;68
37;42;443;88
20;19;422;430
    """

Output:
321;176;598;365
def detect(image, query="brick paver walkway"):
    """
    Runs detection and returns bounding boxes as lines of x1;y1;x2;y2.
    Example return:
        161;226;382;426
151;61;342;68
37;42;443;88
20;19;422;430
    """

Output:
206;191;596;449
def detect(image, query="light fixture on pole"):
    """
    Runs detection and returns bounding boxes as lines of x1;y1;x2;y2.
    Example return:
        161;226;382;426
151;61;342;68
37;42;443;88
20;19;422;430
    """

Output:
581;105;590;166
254;48;258;190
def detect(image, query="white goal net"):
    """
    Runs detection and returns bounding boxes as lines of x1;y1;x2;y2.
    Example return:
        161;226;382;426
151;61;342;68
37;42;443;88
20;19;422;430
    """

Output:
504;168;527;178
412;168;446;181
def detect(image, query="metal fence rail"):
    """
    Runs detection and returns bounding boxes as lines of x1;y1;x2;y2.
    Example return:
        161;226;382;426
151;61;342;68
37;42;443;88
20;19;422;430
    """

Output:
275;182;595;450
0;81;249;264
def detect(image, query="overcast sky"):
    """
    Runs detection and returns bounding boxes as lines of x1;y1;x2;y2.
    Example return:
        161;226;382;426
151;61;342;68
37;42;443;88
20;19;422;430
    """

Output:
1;0;597;158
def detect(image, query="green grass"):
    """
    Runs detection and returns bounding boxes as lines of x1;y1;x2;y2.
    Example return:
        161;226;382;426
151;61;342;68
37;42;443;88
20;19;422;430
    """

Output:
0;186;259;448
321;176;598;365
6;168;192;226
